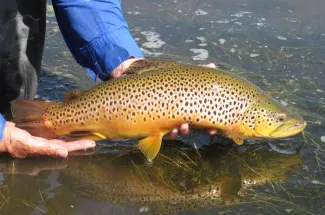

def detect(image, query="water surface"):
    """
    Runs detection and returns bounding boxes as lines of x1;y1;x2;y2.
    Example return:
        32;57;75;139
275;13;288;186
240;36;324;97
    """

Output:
1;0;325;214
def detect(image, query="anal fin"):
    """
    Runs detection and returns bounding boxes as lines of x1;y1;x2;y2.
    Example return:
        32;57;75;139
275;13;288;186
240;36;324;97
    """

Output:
138;135;163;162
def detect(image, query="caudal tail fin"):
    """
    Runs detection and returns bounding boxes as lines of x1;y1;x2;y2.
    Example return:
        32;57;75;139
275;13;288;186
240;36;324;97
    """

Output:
10;100;58;139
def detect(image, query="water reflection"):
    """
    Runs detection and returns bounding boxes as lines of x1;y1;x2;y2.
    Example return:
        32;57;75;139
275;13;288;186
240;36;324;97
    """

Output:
0;140;302;214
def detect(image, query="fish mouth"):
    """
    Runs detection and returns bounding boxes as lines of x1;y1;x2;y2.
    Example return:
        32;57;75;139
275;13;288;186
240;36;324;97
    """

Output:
270;120;306;138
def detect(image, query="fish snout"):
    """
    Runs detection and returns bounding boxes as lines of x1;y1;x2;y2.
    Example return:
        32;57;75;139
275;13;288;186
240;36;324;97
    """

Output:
270;119;306;138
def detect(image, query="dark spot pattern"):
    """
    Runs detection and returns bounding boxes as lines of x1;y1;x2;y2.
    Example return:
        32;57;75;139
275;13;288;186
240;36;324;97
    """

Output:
43;60;282;137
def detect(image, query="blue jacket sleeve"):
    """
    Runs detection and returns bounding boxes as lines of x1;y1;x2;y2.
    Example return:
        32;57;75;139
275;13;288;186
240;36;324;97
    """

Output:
0;114;6;141
52;0;144;81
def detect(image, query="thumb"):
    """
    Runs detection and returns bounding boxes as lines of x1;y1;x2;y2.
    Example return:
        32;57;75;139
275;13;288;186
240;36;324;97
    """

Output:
200;63;216;68
6;121;15;127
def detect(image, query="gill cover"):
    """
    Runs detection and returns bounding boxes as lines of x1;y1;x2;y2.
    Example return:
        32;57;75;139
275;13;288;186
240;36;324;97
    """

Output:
242;95;305;139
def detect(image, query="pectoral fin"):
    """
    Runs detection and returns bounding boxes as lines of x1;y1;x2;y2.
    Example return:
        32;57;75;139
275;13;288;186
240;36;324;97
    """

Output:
138;135;163;162
224;125;245;145
66;131;106;141
228;130;244;145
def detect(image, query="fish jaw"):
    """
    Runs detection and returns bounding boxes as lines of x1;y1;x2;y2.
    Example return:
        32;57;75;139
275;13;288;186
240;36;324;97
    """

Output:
269;119;306;138
247;113;306;139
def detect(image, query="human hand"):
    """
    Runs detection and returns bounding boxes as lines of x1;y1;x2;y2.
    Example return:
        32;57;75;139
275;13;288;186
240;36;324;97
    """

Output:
110;57;144;78
0;121;96;159
111;59;218;139
164;62;218;139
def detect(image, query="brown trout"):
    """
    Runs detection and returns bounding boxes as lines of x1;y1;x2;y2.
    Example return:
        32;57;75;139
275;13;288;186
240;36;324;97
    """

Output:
11;60;306;161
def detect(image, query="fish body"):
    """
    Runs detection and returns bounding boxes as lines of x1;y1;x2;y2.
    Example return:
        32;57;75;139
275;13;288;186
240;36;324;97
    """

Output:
11;60;306;161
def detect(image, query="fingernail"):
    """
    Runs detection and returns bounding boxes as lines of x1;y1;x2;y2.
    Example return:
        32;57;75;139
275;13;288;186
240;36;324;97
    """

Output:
86;142;96;147
56;149;68;158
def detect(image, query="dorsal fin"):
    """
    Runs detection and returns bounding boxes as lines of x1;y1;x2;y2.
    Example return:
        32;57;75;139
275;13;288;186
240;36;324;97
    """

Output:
64;90;85;102
124;60;179;75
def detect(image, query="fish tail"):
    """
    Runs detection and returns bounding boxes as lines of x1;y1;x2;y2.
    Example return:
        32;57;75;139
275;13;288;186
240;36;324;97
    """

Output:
10;100;58;139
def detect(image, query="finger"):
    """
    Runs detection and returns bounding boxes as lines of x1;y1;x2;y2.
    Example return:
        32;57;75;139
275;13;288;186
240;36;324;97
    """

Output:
53;140;96;152
165;128;178;140
208;129;218;135
33;137;96;151
32;137;95;154
33;136;67;145
179;124;190;136
111;58;144;78
22;136;69;158
200;63;216;69
6;121;15;127
33;137;70;146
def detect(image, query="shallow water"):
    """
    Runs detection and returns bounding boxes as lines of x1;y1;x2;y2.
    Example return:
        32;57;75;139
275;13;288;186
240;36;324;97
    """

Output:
1;0;325;214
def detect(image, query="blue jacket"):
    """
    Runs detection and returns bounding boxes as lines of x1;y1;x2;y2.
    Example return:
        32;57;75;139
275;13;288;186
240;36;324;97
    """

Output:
53;0;144;81
0;115;5;141
0;0;144;141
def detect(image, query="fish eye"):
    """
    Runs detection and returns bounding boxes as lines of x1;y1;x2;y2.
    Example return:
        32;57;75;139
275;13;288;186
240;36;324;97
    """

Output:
275;113;287;122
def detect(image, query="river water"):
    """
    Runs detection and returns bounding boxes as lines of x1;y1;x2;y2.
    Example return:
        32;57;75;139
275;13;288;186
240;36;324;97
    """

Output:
0;0;325;214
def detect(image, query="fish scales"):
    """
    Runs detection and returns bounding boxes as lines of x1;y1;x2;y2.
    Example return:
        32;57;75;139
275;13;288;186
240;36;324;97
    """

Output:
46;64;250;137
11;60;306;161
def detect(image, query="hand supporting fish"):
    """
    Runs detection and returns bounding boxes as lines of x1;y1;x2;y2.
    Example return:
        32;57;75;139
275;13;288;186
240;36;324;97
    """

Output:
112;58;218;141
9;60;306;161
0;58;216;159
0;121;96;158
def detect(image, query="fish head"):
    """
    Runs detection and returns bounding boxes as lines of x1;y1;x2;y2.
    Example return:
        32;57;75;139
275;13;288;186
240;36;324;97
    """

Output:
242;94;306;139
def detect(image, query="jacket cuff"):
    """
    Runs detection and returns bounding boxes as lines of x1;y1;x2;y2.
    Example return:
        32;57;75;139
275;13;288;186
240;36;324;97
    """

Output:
0;114;6;141
80;27;144;81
